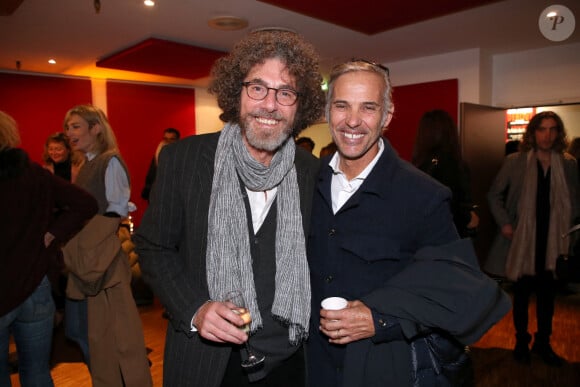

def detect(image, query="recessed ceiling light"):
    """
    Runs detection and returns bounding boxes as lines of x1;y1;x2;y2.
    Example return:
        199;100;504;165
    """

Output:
144;0;155;6
208;16;248;31
48;59;56;64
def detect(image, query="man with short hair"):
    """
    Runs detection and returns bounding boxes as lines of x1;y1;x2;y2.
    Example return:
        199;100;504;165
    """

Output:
140;127;180;201
307;60;510;386
134;30;325;387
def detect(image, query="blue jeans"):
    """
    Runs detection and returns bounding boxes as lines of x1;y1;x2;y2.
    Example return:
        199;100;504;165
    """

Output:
64;298;89;366
0;276;55;387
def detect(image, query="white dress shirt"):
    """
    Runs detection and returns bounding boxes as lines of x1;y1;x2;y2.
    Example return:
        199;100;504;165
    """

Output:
86;152;131;216
329;138;384;214
245;187;278;233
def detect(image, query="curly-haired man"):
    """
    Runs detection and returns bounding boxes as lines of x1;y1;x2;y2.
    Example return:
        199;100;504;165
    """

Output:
135;30;325;386
488;111;579;366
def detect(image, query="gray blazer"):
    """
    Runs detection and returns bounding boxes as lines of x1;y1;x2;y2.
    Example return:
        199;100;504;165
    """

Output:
485;151;579;276
134;131;319;387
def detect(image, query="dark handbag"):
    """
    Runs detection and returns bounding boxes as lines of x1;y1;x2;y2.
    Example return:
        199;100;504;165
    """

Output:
557;224;580;282
556;255;580;282
410;331;474;387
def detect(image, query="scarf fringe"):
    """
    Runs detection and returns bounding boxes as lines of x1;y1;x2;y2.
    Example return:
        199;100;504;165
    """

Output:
272;314;309;345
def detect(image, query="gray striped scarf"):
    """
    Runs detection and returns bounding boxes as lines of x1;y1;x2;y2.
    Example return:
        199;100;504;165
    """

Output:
206;123;310;344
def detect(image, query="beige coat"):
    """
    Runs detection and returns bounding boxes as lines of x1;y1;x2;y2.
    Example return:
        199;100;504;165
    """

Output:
63;215;152;387
486;151;579;277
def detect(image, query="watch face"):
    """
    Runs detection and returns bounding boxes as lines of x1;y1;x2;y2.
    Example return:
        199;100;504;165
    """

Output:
538;5;576;42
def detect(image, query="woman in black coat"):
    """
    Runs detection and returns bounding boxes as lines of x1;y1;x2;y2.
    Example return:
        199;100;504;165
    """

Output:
412;109;479;238
0;111;97;386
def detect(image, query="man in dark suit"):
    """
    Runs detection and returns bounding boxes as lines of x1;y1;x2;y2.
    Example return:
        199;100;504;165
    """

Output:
134;30;324;387
140;127;180;201
307;60;510;386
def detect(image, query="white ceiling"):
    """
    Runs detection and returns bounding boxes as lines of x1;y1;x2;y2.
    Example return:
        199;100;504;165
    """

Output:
1;0;578;87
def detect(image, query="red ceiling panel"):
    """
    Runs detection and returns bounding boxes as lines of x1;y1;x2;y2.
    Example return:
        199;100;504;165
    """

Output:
96;37;227;80
94;1;500;80
0;0;24;16
259;0;502;35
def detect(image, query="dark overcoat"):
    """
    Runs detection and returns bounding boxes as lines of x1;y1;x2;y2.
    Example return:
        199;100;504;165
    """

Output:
134;131;318;387
307;139;510;386
485;151;579;277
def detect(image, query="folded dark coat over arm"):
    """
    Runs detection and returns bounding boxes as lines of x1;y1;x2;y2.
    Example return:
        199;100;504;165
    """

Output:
340;239;511;386
362;238;510;345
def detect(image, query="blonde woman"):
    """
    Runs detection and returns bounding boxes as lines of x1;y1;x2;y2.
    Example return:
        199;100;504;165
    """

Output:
64;105;130;216
62;105;151;386
62;105;130;366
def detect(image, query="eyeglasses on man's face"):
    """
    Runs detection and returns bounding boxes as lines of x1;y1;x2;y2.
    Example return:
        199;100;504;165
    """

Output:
241;82;300;106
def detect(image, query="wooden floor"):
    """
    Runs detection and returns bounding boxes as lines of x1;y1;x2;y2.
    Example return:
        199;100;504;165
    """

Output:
9;283;580;386
470;282;580;386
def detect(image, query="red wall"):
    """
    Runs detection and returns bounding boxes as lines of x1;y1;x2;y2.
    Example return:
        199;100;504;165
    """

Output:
386;79;458;161
0;73;92;164
1;72;457;225
106;81;196;226
0;72;196;227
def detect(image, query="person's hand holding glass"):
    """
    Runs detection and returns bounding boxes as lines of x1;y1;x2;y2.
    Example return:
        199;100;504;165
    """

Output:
222;290;265;368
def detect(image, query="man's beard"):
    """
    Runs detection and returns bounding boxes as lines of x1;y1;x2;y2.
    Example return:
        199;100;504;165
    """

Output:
241;111;294;152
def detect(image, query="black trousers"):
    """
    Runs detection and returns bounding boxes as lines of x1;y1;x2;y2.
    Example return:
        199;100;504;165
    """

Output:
221;346;305;387
512;273;557;342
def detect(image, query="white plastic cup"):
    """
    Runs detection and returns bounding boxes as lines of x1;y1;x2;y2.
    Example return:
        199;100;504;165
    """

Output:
321;297;347;310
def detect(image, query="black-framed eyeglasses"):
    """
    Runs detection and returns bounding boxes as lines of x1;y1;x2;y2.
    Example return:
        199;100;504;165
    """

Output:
350;58;390;77
241;82;300;106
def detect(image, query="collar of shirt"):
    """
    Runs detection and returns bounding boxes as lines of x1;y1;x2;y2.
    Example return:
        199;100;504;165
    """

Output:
246;187;278;233
329;138;384;214
85;151;97;161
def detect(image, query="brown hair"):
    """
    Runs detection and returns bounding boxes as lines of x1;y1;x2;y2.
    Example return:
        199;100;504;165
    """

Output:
42;132;84;167
208;30;325;136
42;132;70;163
412;109;461;167
520;111;568;153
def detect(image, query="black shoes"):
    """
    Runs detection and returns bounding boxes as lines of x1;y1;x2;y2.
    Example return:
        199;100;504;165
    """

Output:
513;344;531;365
531;342;564;367
513;333;532;365
513;343;564;366
513;333;565;367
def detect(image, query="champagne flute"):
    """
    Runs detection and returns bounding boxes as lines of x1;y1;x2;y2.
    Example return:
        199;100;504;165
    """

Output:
223;290;265;368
